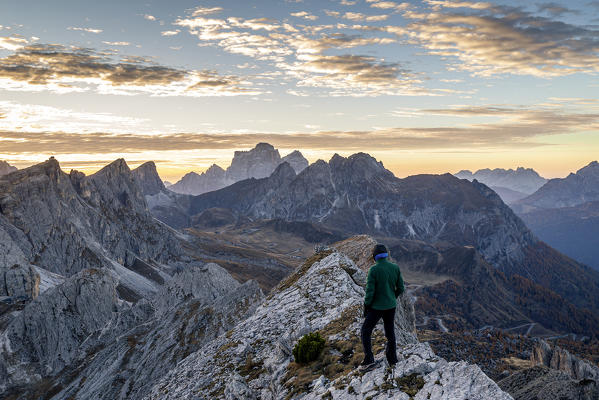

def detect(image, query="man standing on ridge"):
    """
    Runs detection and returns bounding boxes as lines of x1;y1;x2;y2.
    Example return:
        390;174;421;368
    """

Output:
360;244;405;371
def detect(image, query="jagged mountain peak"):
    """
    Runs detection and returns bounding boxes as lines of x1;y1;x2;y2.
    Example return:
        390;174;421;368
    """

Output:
132;161;166;196
577;160;599;175
96;157;130;175
253;142;276;151
329;152;394;182
281;150;309;174
81;158;147;213
268;161;296;184
206;163;225;173
285;149;303;157
181;171;200;179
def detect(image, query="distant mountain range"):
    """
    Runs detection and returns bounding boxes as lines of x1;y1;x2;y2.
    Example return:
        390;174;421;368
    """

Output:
168;143;309;195
513;161;599;271
0;160;17;176
132;150;599;329
515;161;599;211
455;167;547;204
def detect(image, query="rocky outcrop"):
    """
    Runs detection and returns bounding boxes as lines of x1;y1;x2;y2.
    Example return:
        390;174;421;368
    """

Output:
145;251;510;400
0;269;118;391
498;340;599;400
499;366;598;400
531;340;599;383
0;160;17;176
152;262;240;315
455;167;546;196
0;263;39;299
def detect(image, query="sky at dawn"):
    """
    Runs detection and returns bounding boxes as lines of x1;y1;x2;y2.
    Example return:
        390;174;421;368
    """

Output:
1;0;598;181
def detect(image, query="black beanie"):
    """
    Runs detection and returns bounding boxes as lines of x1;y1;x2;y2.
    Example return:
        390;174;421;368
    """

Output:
372;244;388;260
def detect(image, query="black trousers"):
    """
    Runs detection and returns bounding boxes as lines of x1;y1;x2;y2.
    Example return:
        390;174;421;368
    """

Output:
361;307;398;364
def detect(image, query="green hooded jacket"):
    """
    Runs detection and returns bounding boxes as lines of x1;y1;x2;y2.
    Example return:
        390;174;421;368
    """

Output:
364;258;405;310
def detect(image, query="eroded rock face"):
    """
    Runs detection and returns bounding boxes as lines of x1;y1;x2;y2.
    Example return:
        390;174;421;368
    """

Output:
152;262;241;315
53;280;264;400
499;366;598;400
0;263;40;299
498;341;599;400
0;158;184;293
0;269;118;391
145;252;509;400
531;340;599;382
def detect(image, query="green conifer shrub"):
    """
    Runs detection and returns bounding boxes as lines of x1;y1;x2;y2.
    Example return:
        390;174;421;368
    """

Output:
292;332;325;363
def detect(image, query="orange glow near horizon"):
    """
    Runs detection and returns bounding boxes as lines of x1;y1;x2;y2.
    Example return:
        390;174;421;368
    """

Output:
4;144;596;183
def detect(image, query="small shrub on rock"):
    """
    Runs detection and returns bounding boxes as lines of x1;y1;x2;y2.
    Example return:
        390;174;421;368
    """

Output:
293;332;325;363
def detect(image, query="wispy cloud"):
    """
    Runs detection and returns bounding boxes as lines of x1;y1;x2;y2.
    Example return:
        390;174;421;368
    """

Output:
102;41;130;46
290;11;319;21
161;30;180;36
67;26;103;34
0;101;150;134
191;7;224;16
394;1;599;77
0;35;28;50
367;1;411;11
175;7;421;96
279;53;423;96
340;12;389;22
3;103;595;154
0;44;261;96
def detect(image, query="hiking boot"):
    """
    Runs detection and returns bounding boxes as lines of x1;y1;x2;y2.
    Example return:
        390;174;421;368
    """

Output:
359;359;377;372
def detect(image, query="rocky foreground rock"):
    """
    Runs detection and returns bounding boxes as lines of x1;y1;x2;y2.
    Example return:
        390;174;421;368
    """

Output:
146;249;512;400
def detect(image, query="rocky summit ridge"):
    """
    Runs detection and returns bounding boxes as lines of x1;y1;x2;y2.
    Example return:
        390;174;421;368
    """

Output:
146;247;512;400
